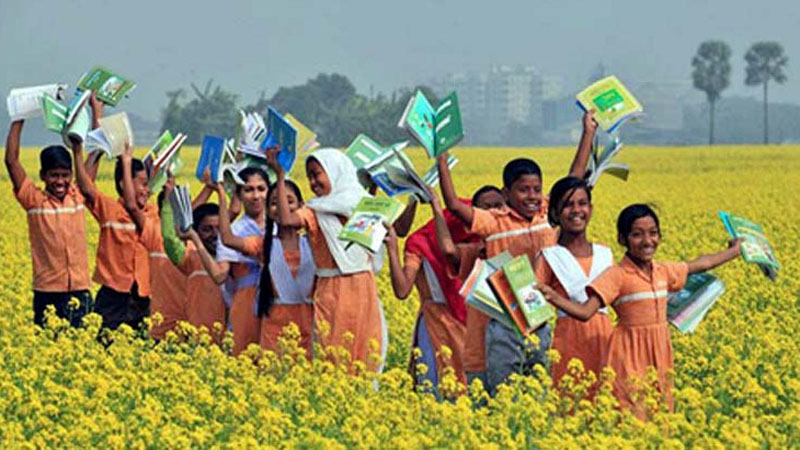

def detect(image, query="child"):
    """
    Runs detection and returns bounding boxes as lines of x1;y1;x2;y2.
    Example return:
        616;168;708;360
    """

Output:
216;180;315;355
533;176;614;394
269;148;387;372
437;111;596;395
5;120;91;327
540;204;742;419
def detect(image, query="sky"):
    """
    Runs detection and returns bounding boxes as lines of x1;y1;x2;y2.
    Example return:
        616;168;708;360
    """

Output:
1;0;797;121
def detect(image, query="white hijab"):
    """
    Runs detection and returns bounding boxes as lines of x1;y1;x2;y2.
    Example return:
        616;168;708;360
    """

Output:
305;148;367;216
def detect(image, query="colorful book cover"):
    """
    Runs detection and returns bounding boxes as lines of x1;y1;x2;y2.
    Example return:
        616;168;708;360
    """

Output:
501;255;554;330
667;273;725;333
77;66;136;107
488;269;532;338
40;91;91;145
460;252;515;329
576;75;643;133
397;90;464;158
719;211;779;280
197;135;226;182
285;113;319;152
338;197;405;252
432;92;464;156
260;107;297;174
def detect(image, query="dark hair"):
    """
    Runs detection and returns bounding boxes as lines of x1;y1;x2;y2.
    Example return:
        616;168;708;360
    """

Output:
616;204;660;246
502;158;541;188
547;176;592;227
471;185;502;206
235;167;269;195
157;190;166;213
256;179;304;317
192;203;220;231
39;145;72;174
113;158;145;197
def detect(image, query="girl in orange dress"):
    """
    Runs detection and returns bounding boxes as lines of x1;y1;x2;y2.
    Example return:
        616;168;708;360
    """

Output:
268;148;387;373
533;176;614;394
217;179;315;356
540;204;742;419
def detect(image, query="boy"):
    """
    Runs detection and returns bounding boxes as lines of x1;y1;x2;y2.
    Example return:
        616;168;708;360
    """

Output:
438;111;597;395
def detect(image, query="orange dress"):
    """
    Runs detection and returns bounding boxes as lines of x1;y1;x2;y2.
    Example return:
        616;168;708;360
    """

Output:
175;242;227;340
588;256;689;419
297;207;384;372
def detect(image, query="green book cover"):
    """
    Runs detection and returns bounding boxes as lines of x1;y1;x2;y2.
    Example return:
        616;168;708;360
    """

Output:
397;90;464;158
338;197;405;252
576;75;643;133
501;255;554;330
41;93;67;132
667;273;725;333
77;66;136;107
432;92;464;156
40;91;91;144
719;211;779;280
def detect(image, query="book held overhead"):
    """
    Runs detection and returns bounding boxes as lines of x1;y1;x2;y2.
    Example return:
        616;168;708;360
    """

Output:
576;75;643;133
77;66;136;107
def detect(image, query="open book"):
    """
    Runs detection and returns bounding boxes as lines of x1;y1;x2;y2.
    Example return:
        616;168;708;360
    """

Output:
398;91;463;158
285;113;319;152
144;130;187;192
488;255;554;337
719;211;779;280
77;66;136;107
86;112;134;160
338;196;405;253
41;90;92;145
7;84;68;120
169;185;193;233
586;135;629;187
576;76;643;133
460;252;515;329
237;110;267;156
667;273;725;333
345;133;407;186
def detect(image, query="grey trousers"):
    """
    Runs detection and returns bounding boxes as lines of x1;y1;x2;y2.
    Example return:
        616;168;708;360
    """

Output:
485;319;552;396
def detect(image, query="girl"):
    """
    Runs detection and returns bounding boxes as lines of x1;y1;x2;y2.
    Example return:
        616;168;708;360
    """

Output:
540;204;742;419
216;179;315;355
268;148;387;372
533;176;614;394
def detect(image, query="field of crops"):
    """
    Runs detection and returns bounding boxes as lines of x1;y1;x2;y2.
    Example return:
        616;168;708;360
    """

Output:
0;144;798;448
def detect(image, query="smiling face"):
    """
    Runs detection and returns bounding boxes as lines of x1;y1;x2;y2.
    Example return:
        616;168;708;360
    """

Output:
503;174;543;220
268;186;300;221
620;215;661;263
41;168;72;201
239;174;268;217
306;159;332;197
132;170;150;209
557;187;592;234
197;214;220;254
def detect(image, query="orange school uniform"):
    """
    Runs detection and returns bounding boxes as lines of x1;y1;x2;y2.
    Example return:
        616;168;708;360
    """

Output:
588;256;689;419
173;241;226;338
147;210;188;340
14;177;90;292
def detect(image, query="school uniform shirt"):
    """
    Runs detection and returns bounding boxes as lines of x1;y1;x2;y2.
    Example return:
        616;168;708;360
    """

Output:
90;192;159;296
146;210;189;340
173;241;227;337
14;177;90;292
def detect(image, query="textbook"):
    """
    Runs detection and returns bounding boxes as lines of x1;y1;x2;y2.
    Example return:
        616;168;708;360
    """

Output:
667;273;725;333
460;252;515;330
345;133;411;187
719;211;780;280
145;131;187;192
338;197;405;253
237;110;267;156
586;135;629;187
397;90;463;158
196;135;226;182
40;90;92;145
261;107;298;174
76;66;136;107
7;84;68;120
502;255;554;330
86;112;134;160
169;185;193;233
576;76;643;133
375;146;434;202
285;113;319;152
420;153;459;188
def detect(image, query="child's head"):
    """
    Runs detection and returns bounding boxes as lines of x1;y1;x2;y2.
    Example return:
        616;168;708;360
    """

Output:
501;158;543;220
193;203;220;254
114;158;149;209
616;204;661;263
547;176;592;233
39;145;73;200
236;167;269;217
471;185;505;210
305;157;332;197
268;179;303;222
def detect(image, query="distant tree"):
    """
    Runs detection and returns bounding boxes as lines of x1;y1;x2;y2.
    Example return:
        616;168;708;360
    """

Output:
691;40;731;144
159;80;239;144
744;42;788;144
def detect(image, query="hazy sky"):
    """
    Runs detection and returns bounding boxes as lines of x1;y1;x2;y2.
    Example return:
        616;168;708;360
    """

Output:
2;0;797;120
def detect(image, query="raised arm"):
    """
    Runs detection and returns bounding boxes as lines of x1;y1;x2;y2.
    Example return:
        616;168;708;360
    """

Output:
385;226;419;299
393;196;418;238
179;227;230;285
4;120;27;192
687;239;743;274
430;193;459;272
568;109;597;179
120;143;147;232
539;284;602;322
160;177;187;266
89;91;104;130
192;167;215;209
266;148;302;227
216;184;247;252
69;137;97;206
437;152;473;226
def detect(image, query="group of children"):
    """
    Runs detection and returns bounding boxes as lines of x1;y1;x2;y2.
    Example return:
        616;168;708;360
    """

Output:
6;94;743;418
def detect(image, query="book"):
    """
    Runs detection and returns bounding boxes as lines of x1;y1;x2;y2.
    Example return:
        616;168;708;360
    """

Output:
380;145;434;202
719;211;780;280
40;90;92;145
397;90;463;158
145;131;187;192
86;112;134;160
76;66;136;107
285;113;319;152
488;262;553;339
500;255;554;331
345;134;407;187
421;153;458;188
261;107;298;173
196;135;226;182
459;252;516;329
338;197;405;253
576;75;643;133
667;273;725;333
7;84;68;120
586;135;629;187
169;185;194;233
237;110;267;156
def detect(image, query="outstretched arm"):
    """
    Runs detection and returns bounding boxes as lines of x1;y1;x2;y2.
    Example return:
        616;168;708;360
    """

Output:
4;120;27;193
266;148;302;227
216;184;247;252
120;143;147;232
687;239;743;274
179;227;230;285
568;109;597;179
540;284;602;322
437;152;473;226
69;137;97;206
385;226;419;299
393;196;417;238
192;167;215;209
89;91;104;130
430;193;459;272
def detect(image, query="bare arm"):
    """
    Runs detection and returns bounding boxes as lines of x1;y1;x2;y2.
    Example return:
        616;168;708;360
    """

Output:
191;167;215;209
120;143;147;232
385;226;419;299
228;192;242;222
89;92;104;130
687;239;743;274
84;151;102;181
180;228;230;285
540;284;602;322
430;193;459;272
266;148;302;227
568;109;597;179
437;152;473;226
69;139;97;206
4;120;27;192
216;184;247;252
393;196;418;238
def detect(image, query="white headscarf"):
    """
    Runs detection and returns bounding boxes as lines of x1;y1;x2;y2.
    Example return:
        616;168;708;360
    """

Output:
305;148;367;216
